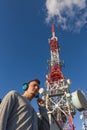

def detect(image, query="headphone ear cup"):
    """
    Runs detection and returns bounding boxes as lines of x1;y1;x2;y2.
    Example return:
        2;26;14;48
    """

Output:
22;83;28;91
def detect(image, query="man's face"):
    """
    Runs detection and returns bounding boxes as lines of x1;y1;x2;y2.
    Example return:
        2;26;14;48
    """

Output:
27;81;40;98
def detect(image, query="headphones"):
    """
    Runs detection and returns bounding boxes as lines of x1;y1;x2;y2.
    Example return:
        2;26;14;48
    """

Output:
22;83;28;91
22;83;39;98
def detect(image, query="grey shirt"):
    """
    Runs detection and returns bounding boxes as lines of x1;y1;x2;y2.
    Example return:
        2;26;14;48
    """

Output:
0;90;50;130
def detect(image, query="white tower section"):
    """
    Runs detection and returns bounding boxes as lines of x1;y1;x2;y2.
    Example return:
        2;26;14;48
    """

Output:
49;25;60;66
80;111;87;130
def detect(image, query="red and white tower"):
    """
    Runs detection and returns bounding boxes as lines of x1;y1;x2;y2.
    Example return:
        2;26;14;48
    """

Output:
45;25;75;130
47;25;64;83
39;25;87;130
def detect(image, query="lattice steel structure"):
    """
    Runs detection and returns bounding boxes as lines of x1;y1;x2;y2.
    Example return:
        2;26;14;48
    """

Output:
45;25;75;130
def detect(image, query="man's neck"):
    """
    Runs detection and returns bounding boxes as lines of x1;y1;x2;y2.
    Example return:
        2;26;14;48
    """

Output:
22;92;33;101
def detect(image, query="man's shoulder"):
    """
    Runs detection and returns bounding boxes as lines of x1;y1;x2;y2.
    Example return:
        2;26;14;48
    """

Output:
4;90;21;98
1;90;21;104
7;90;19;95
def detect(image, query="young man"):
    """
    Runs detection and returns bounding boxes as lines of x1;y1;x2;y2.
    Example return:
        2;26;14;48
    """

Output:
0;79;50;130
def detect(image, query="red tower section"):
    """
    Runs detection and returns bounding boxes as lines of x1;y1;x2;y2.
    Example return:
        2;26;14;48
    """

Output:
47;25;64;83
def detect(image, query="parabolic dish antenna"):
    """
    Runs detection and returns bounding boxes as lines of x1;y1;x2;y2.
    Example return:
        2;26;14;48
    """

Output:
71;90;87;111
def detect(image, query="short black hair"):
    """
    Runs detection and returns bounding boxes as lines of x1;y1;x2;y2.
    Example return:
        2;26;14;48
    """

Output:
27;79;40;85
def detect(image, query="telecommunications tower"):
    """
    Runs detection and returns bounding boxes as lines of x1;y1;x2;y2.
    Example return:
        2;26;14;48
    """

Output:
39;25;87;130
45;25;75;130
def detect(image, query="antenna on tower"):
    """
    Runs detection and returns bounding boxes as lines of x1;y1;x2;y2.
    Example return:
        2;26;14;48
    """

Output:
52;24;55;38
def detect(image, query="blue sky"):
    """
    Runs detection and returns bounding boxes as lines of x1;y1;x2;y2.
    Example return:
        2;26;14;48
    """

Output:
0;0;87;129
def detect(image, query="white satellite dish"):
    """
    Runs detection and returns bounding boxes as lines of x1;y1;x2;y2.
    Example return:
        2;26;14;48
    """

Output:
71;90;87;111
